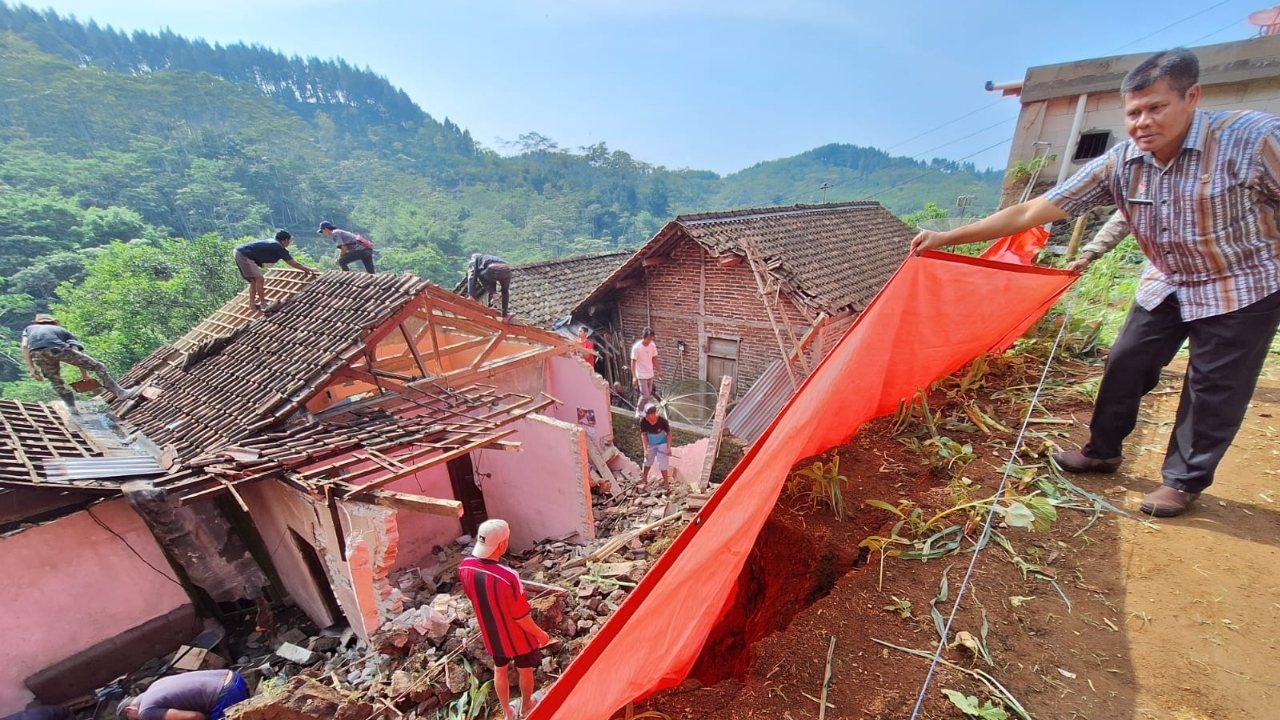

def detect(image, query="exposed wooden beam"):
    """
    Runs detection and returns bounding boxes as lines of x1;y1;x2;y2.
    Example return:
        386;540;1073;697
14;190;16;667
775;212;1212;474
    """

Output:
359;489;463;518
469;331;507;370
641;255;671;268
616;277;642;289
343;429;519;498
717;255;745;268
399;323;429;378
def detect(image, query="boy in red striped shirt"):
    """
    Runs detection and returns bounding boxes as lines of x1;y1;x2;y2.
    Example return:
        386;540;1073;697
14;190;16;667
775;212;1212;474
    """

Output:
458;519;551;720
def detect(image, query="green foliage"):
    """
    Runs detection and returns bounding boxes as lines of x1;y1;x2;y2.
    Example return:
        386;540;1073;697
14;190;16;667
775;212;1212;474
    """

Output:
51;235;245;374
714;144;1003;216
942;689;1009;719
436;660;493;720
900;201;950;230
0;7;1006;397
786;452;849;520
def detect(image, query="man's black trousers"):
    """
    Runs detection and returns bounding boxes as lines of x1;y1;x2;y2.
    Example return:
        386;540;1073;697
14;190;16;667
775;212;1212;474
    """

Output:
1084;288;1280;493
339;247;376;273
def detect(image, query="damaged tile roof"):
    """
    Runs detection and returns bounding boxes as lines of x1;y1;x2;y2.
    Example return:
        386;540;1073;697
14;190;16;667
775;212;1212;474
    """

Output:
577;202;914;316
509;251;631;327
114;272;431;462
0;400;100;485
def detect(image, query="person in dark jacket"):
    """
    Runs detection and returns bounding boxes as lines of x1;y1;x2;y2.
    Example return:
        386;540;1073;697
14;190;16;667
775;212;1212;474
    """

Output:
21;313;133;413
233;231;317;310
464;253;512;318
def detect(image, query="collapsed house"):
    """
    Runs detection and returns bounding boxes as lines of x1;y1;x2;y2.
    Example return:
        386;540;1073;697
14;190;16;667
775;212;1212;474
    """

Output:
0;270;618;715
572;202;912;439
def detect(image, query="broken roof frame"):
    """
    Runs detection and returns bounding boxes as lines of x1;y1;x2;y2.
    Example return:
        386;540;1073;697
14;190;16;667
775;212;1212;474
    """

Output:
5;270;579;513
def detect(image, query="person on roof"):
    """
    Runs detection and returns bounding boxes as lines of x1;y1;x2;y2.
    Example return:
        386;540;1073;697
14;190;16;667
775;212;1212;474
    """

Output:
910;48;1280;518
317;221;376;273
116;669;249;720
458;519;551;720
22;313;133;413
464;253;512;319
233;230;318;311
639;403;672;490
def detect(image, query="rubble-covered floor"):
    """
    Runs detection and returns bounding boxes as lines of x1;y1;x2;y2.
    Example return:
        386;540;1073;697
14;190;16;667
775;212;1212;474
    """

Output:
97;462;716;720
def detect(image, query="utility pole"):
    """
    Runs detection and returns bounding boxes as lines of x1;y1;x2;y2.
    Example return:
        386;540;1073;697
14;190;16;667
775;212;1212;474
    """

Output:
819;182;833;203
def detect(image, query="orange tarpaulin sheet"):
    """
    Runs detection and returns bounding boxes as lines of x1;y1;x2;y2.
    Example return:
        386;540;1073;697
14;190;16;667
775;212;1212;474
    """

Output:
530;250;1076;720
980;226;1050;265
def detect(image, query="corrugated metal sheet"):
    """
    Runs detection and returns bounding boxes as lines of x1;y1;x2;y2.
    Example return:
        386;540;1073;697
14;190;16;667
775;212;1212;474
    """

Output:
42;456;166;482
725;360;799;444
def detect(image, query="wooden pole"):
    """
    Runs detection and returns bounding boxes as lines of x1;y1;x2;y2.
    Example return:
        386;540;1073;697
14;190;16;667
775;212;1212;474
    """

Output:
1065;215;1088;261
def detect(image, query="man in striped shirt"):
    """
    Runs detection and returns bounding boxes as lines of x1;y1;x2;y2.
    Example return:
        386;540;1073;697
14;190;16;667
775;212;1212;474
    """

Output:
458;519;551;720
912;48;1280;517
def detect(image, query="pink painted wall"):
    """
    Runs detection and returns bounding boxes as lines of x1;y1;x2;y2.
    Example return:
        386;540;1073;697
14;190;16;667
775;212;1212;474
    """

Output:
239;481;352;632
336;501;399;638
487;361;548;399
382;466;462;571
668;438;710;489
0;500;190;715
545;355;613;445
473;414;595;552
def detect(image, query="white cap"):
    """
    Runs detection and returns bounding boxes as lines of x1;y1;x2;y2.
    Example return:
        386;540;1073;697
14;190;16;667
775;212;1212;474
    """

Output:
472;519;510;559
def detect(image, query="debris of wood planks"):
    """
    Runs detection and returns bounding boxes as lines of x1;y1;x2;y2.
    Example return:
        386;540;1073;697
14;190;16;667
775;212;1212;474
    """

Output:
585;436;618;495
697;375;733;491
362;489;464;517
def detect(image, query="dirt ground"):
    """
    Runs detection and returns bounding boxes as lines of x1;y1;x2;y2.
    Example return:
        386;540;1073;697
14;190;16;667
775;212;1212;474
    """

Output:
634;352;1280;719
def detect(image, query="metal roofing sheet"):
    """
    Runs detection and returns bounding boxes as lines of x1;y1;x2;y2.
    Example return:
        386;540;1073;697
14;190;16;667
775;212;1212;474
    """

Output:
42;456;166;482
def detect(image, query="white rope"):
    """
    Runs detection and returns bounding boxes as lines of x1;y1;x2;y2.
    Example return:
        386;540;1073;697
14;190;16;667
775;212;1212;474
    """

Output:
907;305;1072;720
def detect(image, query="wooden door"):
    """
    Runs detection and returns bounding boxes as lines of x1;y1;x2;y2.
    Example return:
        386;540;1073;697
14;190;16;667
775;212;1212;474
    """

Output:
447;454;488;537
705;337;739;391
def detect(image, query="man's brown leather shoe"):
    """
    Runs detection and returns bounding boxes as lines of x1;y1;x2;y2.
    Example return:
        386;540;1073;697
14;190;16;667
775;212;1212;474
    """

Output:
1140;486;1200;517
1053;449;1122;474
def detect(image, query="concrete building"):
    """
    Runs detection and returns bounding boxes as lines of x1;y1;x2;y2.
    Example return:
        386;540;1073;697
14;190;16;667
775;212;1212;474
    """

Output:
994;35;1280;207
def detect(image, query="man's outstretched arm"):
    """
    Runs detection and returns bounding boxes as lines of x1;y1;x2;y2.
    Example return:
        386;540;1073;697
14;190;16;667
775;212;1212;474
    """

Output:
910;197;1068;255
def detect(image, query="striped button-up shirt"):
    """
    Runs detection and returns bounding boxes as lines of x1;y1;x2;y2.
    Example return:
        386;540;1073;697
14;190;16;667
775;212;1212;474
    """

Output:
1046;110;1280;320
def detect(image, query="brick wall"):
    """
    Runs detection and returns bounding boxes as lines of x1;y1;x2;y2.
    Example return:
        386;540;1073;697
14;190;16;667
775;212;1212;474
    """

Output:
614;237;816;398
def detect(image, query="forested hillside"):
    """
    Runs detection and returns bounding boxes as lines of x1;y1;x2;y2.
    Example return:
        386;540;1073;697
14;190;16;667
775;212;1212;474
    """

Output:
0;2;1003;398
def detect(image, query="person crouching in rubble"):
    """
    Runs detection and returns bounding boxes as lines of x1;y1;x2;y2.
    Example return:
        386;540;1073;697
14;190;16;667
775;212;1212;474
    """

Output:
458;519;551;720
22;313;134;413
116;669;249;720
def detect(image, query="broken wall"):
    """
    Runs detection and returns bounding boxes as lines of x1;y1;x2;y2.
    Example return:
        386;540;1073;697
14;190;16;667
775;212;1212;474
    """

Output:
544;355;613;444
239;482;353;632
240;480;403;642
381;466;462;571
473;414;595;552
335;500;400;639
0;499;191;714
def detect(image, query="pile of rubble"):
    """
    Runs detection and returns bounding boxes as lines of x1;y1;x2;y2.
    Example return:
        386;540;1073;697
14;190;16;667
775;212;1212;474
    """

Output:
219;478;714;719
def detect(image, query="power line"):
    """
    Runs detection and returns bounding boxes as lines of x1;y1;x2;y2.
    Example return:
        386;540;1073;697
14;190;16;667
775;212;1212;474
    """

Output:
1111;0;1233;52
1185;16;1248;45
884;99;1005;152
866;135;1014;201
910;117;1015;162
86;505;186;589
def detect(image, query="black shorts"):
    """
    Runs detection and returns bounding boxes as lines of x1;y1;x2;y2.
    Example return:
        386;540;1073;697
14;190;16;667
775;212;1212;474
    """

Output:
492;647;541;669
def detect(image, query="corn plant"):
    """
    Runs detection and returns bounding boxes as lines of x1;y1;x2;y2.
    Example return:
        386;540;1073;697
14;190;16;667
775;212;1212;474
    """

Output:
436;660;492;720
786;452;848;520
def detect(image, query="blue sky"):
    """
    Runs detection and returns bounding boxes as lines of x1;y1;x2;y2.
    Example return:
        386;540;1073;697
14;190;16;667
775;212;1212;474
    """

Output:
25;0;1262;174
